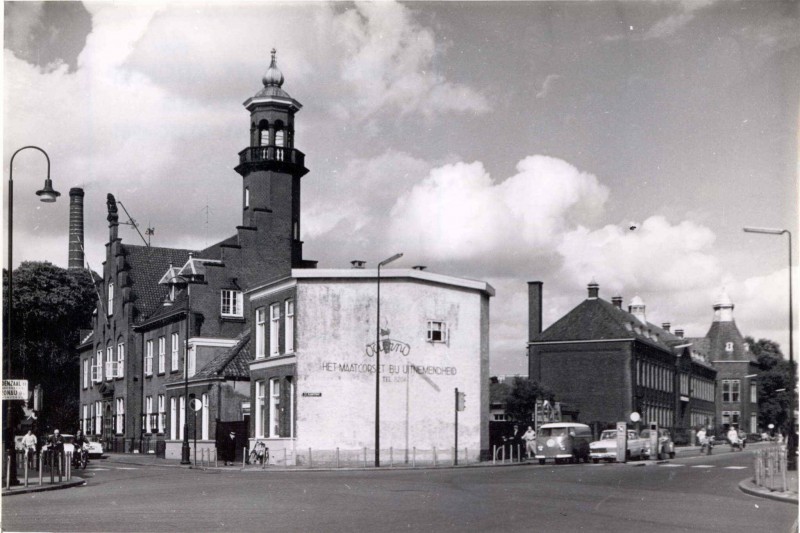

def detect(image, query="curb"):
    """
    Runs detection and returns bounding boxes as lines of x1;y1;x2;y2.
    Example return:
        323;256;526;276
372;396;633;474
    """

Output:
1;477;86;497
738;478;798;505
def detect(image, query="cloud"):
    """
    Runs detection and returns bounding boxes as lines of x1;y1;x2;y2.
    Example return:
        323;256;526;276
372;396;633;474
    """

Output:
643;0;717;40
385;155;609;267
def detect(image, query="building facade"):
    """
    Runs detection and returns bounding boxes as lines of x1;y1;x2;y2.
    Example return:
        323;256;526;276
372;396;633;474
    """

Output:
245;267;494;464
78;50;316;455
686;291;761;434
527;281;717;442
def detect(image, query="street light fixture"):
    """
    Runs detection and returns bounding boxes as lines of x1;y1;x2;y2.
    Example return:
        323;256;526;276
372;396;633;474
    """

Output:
743;225;796;469
5;146;60;486
375;252;403;467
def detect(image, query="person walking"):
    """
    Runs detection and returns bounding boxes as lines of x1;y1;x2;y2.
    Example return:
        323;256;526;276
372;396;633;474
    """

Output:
21;430;37;469
220;430;237;466
523;426;537;459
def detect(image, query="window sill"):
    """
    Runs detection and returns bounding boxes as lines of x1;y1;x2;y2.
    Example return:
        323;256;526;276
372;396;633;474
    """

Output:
221;315;246;323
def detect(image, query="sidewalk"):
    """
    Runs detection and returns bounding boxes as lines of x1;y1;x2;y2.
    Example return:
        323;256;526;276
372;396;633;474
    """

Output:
1;476;85;497
738;469;798;505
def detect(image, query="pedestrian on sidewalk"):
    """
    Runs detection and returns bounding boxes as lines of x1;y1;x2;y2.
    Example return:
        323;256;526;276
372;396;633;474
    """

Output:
523;426;536;458
218;430;236;466
21;430;37;469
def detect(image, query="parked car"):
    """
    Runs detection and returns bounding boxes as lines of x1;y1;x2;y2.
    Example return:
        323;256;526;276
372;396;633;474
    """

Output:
86;439;104;458
590;429;645;462
640;428;675;459
535;422;593;464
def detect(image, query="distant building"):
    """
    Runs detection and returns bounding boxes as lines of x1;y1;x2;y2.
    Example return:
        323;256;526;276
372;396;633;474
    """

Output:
686;290;761;434
527;281;717;441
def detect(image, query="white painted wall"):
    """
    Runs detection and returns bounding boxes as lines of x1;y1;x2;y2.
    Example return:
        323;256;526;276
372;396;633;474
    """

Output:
293;275;490;459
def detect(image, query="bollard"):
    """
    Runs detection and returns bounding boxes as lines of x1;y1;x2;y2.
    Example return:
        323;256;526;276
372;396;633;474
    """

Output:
242;448;246;469
336;447;340;469
309;448;312;469
363;447;367;468
57;453;63;483
5;454;10;489
49;451;55;484
283;448;287;467
452;447;456;466
38;452;43;486
465;447;468;464
65;452;70;482
413;447;416;468
433;447;437;467
24;452;29;488
493;445;497;465
390;447;393;468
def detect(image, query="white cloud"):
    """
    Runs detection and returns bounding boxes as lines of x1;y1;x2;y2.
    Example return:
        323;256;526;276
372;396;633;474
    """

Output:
643;0;717;40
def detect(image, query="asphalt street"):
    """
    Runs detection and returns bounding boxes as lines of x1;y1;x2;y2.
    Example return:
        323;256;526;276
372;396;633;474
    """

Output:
2;446;795;533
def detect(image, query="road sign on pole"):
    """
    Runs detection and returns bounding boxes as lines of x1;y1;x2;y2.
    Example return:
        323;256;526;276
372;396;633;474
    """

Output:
2;379;28;400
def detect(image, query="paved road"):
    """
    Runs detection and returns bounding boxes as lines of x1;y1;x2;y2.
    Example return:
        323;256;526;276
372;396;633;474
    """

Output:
2;447;795;533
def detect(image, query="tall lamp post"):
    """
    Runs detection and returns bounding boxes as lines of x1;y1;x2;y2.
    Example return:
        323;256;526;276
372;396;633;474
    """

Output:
5;146;60;485
744;226;796;470
375;252;403;467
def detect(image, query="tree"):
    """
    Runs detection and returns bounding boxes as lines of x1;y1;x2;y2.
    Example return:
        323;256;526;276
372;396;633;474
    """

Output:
3;262;98;432
746;336;796;434
504;377;553;424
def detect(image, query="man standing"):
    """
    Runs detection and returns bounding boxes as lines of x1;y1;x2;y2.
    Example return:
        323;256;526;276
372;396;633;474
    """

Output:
49;429;65;473
21;430;37;469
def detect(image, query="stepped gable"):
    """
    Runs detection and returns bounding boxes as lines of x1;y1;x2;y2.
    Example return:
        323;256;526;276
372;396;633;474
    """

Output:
197;234;238;259
535;297;682;351
123;244;195;322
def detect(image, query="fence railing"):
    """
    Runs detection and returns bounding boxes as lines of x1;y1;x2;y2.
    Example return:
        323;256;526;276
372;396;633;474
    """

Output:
753;445;789;492
4;450;78;489
229;446;479;469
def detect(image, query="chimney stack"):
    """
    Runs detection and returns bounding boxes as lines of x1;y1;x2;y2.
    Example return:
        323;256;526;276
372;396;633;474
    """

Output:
528;281;543;340
68;188;85;269
675;329;684;339
350;260;366;269
412;265;427;271
661;322;671;332
611;296;623;309
587;280;599;299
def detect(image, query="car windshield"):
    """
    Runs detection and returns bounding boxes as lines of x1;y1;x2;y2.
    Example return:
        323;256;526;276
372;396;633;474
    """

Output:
600;431;616;440
538;427;568;438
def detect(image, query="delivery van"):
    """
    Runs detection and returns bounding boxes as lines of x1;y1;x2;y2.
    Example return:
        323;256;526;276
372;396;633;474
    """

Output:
535;422;592;464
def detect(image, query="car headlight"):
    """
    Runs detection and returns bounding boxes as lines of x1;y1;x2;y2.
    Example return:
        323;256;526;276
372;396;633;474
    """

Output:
537;445;543;451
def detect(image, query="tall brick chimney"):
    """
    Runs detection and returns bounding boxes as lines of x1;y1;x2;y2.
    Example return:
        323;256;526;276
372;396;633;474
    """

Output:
68;188;85;269
528;281;543;341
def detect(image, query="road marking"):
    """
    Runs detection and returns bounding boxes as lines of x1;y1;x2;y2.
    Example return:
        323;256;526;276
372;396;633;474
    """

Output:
691;465;714;468
88;467;110;471
659;464;684;467
115;467;139;470
724;466;747;470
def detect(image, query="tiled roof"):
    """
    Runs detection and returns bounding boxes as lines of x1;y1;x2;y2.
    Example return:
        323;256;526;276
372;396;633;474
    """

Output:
534;297;682;351
167;330;252;384
123;245;195;322
198;235;238;259
703;321;758;364
78;329;94;348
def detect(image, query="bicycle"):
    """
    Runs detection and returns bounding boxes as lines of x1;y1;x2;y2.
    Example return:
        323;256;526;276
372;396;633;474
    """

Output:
248;441;269;466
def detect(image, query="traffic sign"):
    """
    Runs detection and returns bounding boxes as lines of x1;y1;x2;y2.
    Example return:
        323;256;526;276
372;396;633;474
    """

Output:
2;379;28;400
189;398;203;411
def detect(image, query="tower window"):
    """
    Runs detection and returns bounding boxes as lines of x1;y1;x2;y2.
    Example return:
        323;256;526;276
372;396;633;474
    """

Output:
275;130;285;147
244;187;250;209
725;342;733;352
260;129;269;146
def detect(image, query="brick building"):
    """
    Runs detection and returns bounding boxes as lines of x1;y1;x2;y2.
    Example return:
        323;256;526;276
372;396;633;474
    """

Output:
686;290;761;434
527;281;717;441
78;50;316;456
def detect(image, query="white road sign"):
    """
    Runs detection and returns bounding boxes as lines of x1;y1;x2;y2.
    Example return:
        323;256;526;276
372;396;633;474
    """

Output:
2;379;29;400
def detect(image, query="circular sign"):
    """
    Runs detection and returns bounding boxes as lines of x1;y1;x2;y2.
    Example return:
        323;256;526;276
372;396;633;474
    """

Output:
189;398;203;412
768;423;775;429
630;412;641;423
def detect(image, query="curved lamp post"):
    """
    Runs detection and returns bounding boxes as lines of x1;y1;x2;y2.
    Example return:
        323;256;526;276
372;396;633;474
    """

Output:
375;252;402;467
5;146;60;485
743;226;796;470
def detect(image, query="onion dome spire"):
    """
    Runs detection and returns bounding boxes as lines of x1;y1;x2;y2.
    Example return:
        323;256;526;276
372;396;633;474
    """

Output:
262;48;285;88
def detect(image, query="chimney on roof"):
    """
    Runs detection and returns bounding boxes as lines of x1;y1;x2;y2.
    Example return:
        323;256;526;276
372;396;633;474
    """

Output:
662;322;671;332
528;281;543;340
611;296;623;309
68;188;85;269
628;296;646;324
675;329;684;338
412;265;427;271
351;260;366;269
587;280;599;299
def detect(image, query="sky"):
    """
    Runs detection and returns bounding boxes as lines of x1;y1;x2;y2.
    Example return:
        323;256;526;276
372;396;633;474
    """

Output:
3;1;799;376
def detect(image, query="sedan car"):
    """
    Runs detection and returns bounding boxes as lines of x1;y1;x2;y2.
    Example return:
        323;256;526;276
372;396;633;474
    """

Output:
590;430;645;462
85;439;104;458
640;428;675;459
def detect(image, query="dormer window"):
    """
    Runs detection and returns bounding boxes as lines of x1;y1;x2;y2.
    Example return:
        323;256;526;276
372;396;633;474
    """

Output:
725;342;734;352
221;290;243;317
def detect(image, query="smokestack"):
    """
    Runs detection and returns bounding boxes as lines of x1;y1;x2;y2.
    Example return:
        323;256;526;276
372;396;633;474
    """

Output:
528;281;543;340
68;188;85;269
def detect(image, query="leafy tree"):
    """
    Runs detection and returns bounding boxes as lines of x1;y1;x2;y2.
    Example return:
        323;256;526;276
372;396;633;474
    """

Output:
746;336;796;434
504;377;553;424
3;262;97;432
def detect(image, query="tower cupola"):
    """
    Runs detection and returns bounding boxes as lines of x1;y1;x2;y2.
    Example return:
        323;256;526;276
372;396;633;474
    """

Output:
712;289;735;322
628;295;647;324
262;49;285;89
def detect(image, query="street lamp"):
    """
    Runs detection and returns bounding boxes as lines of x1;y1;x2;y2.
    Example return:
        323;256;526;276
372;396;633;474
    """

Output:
5;146;60;486
375;252;403;467
160;267;202;465
743;226;796;469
